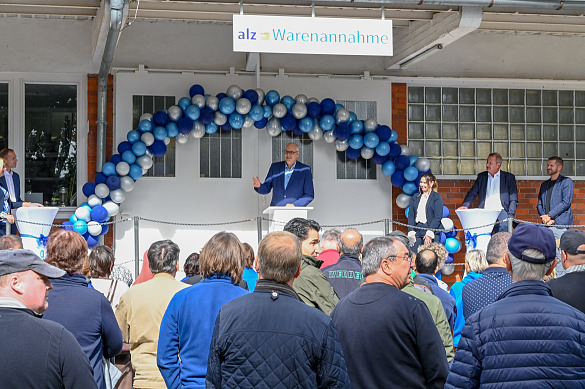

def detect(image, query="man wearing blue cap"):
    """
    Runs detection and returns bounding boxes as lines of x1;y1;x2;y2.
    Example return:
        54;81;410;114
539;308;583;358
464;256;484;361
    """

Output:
446;223;585;389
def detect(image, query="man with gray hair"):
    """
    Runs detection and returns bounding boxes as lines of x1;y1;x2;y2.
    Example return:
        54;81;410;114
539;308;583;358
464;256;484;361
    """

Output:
548;229;585;313
207;231;350;388
0;234;22;250
322;228;363;299
461;232;512;318
446;223;585;388
317;228;341;268
332;236;448;389
116;240;188;388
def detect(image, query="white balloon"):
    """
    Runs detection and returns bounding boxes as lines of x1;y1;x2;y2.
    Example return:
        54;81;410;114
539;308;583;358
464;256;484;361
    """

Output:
164;137;170;145
400;144;411;156
415;157;431;172
87;221;102;236
120;176;135;192
139;113;153;122
102;201;119;217
142;168;149;175
266;117;282;137
226;85;243;100
441;218;454;231
308;97;320;103
116;161;130;176
191;123;206;139
323;131;336;143
206;96;219;111
141;132;155;147
94;183;110;199
441;264;455;276
272;103;287;119
243;116;255;129
136;155;153;170
176;132;190;144
396;193;411;209
236;98;252;115
167;106;182;122
110;189;126;204
214;111;227;126
191;94;206;108
335;139;349;152
361;147;375;159
295;94;308;104
87;194;102;208
75;206;91;222
145;149;153;158
308;123;323;141
292;103;308;120
335;108;351;124
364;118;378;132
255;89;265;105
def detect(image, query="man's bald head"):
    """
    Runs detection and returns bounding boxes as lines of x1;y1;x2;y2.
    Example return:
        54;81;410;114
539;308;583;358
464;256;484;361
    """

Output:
415;249;439;275
339;228;363;256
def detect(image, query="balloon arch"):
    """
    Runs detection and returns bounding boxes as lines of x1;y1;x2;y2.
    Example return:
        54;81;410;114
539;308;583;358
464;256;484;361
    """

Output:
64;83;460;257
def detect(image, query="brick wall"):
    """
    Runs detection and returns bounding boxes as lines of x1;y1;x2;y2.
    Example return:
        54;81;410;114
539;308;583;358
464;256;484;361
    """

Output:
391;83;585;286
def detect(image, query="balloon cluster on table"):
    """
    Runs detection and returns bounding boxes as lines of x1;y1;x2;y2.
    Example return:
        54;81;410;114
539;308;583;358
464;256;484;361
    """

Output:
67;83;444;248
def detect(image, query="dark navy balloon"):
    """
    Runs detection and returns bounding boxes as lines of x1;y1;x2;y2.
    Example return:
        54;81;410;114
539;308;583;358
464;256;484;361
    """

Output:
189;84;205;98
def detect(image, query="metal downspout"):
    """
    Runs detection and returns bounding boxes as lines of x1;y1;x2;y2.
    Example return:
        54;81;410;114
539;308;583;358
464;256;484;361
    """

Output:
97;0;127;173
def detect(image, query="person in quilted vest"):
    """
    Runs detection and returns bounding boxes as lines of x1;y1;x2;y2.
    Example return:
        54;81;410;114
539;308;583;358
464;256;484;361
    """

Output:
446;223;585;388
206;231;350;388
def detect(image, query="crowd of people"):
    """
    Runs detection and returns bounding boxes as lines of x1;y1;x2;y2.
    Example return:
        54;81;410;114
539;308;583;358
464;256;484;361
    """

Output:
1;212;585;388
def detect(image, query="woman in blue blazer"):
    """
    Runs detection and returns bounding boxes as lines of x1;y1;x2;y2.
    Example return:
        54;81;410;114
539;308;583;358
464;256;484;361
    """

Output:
407;173;444;252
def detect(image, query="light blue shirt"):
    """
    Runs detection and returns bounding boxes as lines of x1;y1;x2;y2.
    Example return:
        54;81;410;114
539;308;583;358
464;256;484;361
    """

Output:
284;163;296;190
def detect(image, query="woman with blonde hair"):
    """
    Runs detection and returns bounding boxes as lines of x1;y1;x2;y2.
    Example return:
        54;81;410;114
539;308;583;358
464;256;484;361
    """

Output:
408;172;444;252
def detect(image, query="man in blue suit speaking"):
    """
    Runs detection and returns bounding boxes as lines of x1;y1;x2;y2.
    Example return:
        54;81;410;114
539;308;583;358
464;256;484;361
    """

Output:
253;143;314;207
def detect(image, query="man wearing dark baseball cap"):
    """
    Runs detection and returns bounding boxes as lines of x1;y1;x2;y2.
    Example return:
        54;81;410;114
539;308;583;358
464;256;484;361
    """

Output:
547;229;585;313
446;223;585;388
0;249;97;388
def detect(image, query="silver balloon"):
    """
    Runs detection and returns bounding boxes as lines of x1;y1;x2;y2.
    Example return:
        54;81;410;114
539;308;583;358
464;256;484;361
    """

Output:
120;176;135;192
167;105;182;122
141;132;155;147
308;123;323;141
142;168;149;175
110;189;126;204
308;97;320;103
116;161;130;176
164;137;170;145
323;130;336;143
206;96;219;111
396;193;411;209
191;121;206;139
145;149;153;158
441;264;455;276
335;139;349;152
243;116;255;129
400;144;411;156
191;94;206;108
214;111;227;126
136;155;153;170
236;98;252;115
176;132;190;144
335;108;350;124
103;201;119;217
255;89;265;105
87;221;102;236
415;157;431;172
272;103;287;119
291;103;308;119
226;85;243;100
139;113;153;122
295;94;308;104
364;118;378;132
361;147;375;159
266;118;282;137
95;183;110;199
87;194;102;208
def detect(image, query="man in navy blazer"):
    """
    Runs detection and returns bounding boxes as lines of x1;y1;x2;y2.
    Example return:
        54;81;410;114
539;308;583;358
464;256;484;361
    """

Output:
253;143;314;207
458;153;518;233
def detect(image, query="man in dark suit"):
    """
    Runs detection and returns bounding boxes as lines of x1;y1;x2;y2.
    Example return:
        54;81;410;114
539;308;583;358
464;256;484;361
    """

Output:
253;142;314;207
458;153;518;233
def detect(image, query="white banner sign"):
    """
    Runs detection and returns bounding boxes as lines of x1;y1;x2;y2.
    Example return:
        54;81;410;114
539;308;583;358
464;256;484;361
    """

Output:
233;15;393;57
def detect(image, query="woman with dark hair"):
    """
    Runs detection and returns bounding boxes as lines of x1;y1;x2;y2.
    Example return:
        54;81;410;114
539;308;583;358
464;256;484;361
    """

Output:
241;243;258;292
88;245;129;310
158;231;250;389
42;230;123;389
181;252;200;282
407;172;444;252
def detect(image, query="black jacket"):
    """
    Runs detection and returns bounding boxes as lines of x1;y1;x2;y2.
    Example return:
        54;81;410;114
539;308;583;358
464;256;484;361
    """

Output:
322;254;363;300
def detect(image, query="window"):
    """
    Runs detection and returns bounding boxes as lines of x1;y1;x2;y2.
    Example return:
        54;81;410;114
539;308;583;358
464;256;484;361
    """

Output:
336;100;377;180
132;95;176;177
0;84;7;150
407;86;585;176
200;129;242;178
272;132;313;167
25;84;77;205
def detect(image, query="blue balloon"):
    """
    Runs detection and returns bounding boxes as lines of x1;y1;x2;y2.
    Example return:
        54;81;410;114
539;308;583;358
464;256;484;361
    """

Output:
364;133;380;149
389;143;402;159
376;125;392;142
216;92;227;100
263;105;273;118
122;150;137;165
372;153;389;165
391;170;406;188
292;128;303;136
376;141;390;157
248;105;264;121
106;175;120;190
61;221;74;231
307;102;321;118
445;254;455;264
265;90;280;106
243;89;259;105
280;95;295;111
149;140;167;157
178;97;192;111
206;122;219;134
349;135;364;150
349;112;358;123
86;234;99;249
138;119;153;133
110;154;122;165
73;220;88;235
281;113;297;131
445;227;458;239
132;141;147;157
404;166;419;181
320;98;336;115
389;129;399;143
102;162;116;177
166;122;179;137
409;155;419;166
255;118;268;129
219;97;236;115
117;141;132;155
221;123;232;132
153;126;168;141
228;112;244;129
382;160;396;176
127;129;141;143
129;164;143;180
177;117;194;134
335;103;344;113
442;206;450;219
94;172;107;185
199;107;214;125
320;115;335;131
334;122;351;141
69;214;78;224
395;155;410;170
82;182;96;197
90;205;108;223
189;84;204;98
185;105;200;120
403;181;418;196
153;111;169;126
350;120;364;134
445;238;461;254
345;147;361;160
440;232;447;244
100;224;109;236
299;117;314;133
